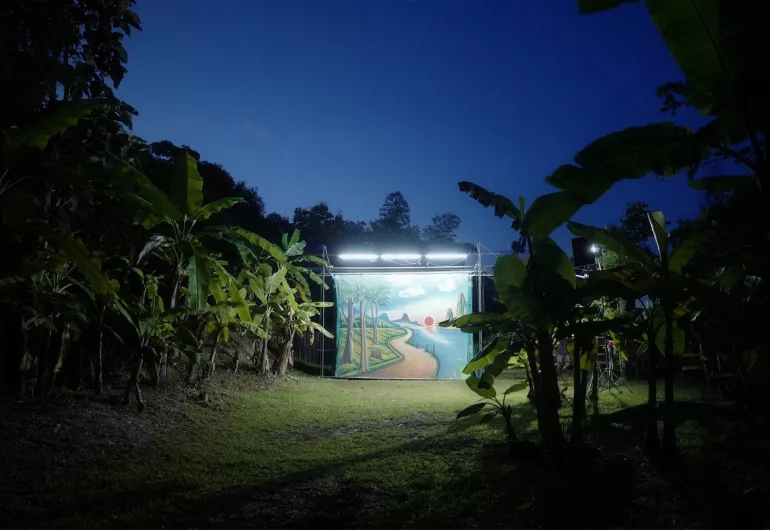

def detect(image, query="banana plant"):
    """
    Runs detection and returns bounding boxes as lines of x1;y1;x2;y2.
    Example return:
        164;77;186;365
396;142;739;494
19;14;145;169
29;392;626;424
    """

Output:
201;261;251;379
569;210;705;454
270;294;334;377
131;153;245;311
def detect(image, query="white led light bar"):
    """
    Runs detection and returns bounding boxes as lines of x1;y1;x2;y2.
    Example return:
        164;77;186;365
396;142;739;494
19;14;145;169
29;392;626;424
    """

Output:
425;253;468;260
380;253;422;260
338;253;379;260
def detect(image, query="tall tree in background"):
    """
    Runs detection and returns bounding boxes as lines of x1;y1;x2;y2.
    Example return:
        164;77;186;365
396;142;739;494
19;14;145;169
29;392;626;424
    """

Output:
422;213;462;242
370;192;420;244
607;201;655;251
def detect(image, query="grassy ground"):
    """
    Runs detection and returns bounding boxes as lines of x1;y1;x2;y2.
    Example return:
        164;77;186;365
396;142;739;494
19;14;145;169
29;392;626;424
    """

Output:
1;373;768;528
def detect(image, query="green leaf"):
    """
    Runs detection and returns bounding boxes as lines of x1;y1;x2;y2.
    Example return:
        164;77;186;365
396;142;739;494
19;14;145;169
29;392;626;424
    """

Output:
456;402;487;419
643;0;732;115
689;175;756;193
105;159;180;224
577;0;638;15
567;222;653;267
545;164;615;204
458;182;521;222
228;284;251;323
137;234;169;264
494;254;528;292
196;197;246;221
2;99;109;155
522;191;583;240
668;235;704;274
235;229;287;263
170;153;204;217
266;267;288;295
184;240;211;311
532;237;576;288
647;211;668;262
55;235;115;297
441;312;511;331
573;123;696;178
466;373;496;399
464;336;508;374
309;321;334;339
503;381;529;395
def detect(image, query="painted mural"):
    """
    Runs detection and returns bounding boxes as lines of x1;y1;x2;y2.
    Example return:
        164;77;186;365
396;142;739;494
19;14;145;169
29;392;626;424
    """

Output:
333;273;472;379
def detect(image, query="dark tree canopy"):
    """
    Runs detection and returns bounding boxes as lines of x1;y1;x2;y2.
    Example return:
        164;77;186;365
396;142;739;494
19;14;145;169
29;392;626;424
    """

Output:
0;0;141;130
422;213;462;243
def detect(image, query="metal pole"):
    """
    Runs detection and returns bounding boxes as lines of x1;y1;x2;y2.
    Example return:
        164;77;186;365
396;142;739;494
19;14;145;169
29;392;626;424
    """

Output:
477;242;483;353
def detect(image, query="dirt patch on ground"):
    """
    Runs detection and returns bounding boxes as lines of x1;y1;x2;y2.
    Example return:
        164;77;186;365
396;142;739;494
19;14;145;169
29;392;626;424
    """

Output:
0;372;280;528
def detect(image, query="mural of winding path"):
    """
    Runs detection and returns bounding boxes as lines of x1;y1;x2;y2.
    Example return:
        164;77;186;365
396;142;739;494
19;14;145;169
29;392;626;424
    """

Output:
372;328;438;378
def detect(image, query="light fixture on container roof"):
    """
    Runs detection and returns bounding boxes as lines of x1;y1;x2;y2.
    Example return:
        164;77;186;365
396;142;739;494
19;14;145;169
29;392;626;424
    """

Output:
425;253;468;260
380;253;422;260
338;253;379;260
590;245;599;254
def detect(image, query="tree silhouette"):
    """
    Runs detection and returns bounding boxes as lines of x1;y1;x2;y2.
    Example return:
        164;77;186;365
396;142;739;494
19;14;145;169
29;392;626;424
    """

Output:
422;213;462;242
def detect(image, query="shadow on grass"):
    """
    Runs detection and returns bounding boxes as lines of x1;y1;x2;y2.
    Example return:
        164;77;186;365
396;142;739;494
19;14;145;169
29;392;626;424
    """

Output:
28;399;769;529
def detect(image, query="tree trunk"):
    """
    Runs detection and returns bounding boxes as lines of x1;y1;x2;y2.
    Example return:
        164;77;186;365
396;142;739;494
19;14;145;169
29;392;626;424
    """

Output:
537;331;564;453
123;355;144;408
525;345;547;441
370;303;378;344
342;298;354;364
276;332;295;376
95;318;104;395
571;349;586;448
257;337;270;374
208;328;222;379
359;300;368;374
646;335;659;453
662;304;677;455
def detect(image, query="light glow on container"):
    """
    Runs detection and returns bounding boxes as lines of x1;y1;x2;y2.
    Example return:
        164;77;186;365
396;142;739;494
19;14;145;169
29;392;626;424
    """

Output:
338;253;379;260
425;253;468;260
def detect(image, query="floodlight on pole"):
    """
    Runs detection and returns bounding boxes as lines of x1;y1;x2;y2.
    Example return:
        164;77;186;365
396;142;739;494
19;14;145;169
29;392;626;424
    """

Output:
380;253;422;260
590;245;599;254
425;253;468;260
338;253;379;261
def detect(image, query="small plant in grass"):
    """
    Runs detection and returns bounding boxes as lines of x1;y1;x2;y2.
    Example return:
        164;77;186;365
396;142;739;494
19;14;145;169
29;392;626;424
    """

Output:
457;380;529;446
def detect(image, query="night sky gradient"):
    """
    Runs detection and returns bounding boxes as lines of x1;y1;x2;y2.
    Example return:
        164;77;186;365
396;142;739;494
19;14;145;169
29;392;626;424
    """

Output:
118;0;716;253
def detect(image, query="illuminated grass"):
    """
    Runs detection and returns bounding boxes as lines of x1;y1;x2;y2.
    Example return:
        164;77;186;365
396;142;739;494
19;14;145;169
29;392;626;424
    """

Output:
34;376;766;529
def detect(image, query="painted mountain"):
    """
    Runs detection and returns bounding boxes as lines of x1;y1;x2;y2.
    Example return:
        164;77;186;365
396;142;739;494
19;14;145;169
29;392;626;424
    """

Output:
394;313;419;325
456;292;467;319
446;308;454;321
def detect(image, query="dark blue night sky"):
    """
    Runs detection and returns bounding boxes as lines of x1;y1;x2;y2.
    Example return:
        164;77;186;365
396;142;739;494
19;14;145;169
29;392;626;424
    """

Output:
118;0;715;254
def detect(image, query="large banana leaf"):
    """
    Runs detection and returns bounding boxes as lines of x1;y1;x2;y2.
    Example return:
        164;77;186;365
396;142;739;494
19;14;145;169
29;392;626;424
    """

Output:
573;123;697;178
493;255;528;291
170;153;204;218
458;182;521;223
577;0;741;116
568;221;653;267
196;197;246;221
464;336;509;374
647;211;668;261
2;99;109;155
106;160;180;225
55;235;115;297
234;229;287;263
545;164;616;204
668;235;705;274
689;175;756;193
183;240;211;311
532;237;576;288
522;191;583;240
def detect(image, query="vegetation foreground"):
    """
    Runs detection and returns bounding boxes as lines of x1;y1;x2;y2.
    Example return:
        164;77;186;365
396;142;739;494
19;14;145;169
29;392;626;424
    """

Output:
1;375;767;529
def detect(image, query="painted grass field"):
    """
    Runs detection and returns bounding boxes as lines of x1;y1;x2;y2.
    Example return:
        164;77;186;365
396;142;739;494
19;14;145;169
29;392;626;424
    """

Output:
2;374;768;528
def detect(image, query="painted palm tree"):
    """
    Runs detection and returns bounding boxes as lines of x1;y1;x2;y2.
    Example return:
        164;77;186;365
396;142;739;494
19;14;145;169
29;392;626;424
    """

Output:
352;282;370;374
338;279;355;366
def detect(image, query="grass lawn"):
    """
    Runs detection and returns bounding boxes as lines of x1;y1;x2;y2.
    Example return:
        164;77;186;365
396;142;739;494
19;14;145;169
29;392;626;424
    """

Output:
2;373;768;528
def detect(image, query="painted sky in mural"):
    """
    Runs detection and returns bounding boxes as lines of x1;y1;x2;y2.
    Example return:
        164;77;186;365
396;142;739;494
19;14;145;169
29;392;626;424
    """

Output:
334;272;472;380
